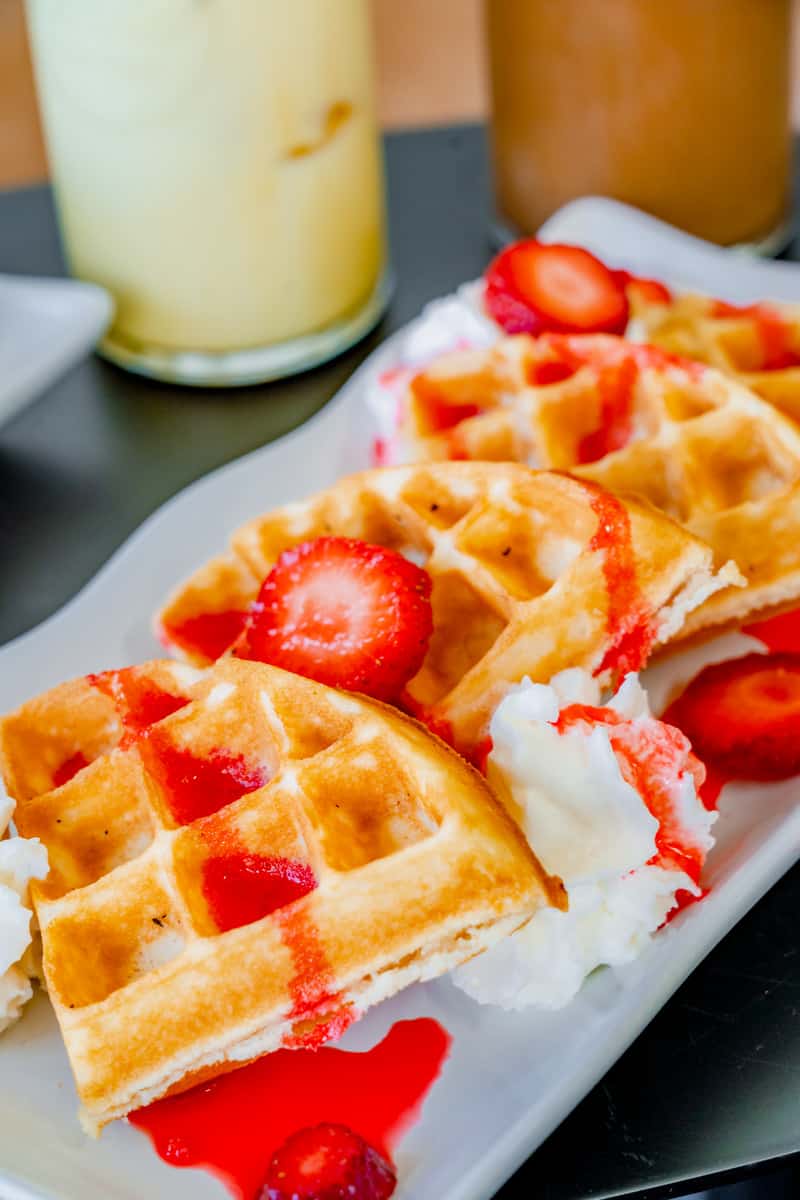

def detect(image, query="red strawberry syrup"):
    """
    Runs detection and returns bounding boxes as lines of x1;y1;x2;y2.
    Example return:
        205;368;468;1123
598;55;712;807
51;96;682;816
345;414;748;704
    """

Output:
556;703;707;882
372;436;393;466
711;300;800;370
694;762;728;811
411;383;483;434
202;854;317;933
577;353;638;464
583;483;655;678
530;335;702;465
88;667;189;748
129;1019;451;1200
526;358;578;387
659;702;735;811
52;749;89;788
198;829;356;1048
51;670;190;788
139;732;269;825
555;701;712;923
613;270;673;307
161;610;250;663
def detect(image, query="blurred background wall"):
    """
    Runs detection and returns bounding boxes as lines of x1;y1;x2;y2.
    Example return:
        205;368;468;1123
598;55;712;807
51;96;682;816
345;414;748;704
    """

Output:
1;0;799;189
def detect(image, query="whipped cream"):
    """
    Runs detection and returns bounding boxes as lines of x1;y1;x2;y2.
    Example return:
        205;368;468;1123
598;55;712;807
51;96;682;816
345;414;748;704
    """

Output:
0;793;48;1034
366;283;497;464
454;670;715;1010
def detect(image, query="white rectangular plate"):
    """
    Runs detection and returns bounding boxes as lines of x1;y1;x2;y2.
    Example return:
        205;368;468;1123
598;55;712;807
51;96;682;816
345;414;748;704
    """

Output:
1;206;799;1200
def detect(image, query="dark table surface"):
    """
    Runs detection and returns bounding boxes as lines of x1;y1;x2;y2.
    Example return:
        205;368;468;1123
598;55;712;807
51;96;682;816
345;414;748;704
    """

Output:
1;125;798;1200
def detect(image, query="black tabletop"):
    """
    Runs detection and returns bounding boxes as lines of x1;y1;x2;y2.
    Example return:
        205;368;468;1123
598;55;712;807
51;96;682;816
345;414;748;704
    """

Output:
1;126;798;1200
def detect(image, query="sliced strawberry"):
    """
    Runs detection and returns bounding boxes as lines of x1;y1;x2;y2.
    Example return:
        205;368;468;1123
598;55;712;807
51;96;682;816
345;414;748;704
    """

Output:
484;241;629;336
263;1122;396;1200
236;537;433;703
663;653;800;781
745;607;800;654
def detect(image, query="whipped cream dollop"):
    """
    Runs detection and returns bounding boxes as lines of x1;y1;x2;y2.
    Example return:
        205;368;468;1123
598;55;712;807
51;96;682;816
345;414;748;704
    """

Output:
0;793;48;1034
366;283;497;464
453;669;716;1010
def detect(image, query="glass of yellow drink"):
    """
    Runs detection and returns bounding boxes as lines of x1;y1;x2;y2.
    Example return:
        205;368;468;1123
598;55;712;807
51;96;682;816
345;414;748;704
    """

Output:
26;0;389;385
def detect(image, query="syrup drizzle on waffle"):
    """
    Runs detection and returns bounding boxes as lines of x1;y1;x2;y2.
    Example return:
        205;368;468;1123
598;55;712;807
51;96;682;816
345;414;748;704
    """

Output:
198;821;356;1048
584;483;655;678
87;668;190;748
161;610;250;664
50;668;191;786
52;750;89;788
711;300;800;370
139;731;269;824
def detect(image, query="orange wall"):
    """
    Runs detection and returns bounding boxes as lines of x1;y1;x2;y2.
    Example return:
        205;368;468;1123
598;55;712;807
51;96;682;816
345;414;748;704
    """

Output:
0;0;488;188
2;0;798;190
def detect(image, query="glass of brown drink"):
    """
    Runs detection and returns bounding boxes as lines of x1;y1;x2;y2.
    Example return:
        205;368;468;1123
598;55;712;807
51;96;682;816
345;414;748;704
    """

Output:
485;0;794;251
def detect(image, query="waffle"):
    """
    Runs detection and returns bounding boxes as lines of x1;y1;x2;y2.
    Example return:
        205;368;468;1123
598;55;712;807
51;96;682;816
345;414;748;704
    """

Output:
630;289;800;425
385;334;800;640
1;656;554;1130
157;464;730;753
0;660;203;805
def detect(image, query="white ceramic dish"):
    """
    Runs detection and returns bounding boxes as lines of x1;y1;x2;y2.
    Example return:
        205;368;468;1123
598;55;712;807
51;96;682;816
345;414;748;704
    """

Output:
1;200;799;1200
0;273;112;430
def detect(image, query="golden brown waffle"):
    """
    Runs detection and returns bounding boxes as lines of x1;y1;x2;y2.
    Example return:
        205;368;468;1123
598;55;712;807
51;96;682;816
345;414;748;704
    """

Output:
157;464;730;753
630;289;800;425
0;660;202;805
386;335;800;640
2;656;554;1130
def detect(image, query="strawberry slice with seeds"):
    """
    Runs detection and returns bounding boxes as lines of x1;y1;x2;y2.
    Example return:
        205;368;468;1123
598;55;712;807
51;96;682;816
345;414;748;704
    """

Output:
485;240;629;336
262;1122;397;1200
664;653;800;781
236;537;433;702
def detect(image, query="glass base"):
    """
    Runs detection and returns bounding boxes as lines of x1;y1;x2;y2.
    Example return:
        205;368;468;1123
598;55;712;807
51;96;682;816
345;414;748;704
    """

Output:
489;210;796;259
97;271;393;387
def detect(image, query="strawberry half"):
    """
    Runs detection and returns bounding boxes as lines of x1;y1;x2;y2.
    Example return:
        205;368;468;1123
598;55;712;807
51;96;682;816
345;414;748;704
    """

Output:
664;653;800;782
235;537;433;703
262;1122;397;1200
484;240;629;336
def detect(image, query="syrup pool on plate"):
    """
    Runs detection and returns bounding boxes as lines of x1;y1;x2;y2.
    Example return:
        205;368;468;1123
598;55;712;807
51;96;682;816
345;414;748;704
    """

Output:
130;1018;451;1200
